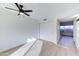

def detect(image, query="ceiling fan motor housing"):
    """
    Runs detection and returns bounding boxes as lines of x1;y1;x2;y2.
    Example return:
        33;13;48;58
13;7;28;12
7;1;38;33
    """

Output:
20;5;23;8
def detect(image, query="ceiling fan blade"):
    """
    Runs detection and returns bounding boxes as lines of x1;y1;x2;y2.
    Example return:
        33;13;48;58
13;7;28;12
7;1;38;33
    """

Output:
5;7;18;11
15;3;21;10
24;10;32;12
23;12;30;16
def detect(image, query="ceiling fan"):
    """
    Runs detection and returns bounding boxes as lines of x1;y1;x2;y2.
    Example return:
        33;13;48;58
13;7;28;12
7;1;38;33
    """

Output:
5;3;32;16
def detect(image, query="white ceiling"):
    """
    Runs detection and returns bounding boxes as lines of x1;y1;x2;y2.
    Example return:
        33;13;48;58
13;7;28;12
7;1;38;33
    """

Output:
1;3;79;22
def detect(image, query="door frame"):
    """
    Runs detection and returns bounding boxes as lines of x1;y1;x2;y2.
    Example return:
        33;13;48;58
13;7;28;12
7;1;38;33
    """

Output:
73;17;79;48
57;19;61;44
57;17;77;45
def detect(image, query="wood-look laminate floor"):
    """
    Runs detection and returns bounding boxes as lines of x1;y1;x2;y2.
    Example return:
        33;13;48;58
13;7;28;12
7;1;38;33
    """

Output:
39;39;79;56
0;44;24;56
0;38;78;56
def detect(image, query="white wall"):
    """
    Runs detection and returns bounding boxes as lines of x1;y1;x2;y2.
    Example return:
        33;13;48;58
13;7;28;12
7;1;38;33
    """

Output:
71;17;79;49
40;20;57;44
0;8;39;52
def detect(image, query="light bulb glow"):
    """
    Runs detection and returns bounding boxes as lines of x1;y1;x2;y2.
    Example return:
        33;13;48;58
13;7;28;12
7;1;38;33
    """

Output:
20;12;23;15
27;38;36;42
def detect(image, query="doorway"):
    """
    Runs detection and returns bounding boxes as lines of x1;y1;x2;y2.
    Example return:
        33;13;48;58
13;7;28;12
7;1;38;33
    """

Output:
58;21;76;48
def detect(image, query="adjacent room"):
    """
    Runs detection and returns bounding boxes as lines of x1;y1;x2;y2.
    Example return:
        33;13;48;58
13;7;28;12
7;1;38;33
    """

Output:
59;21;75;48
